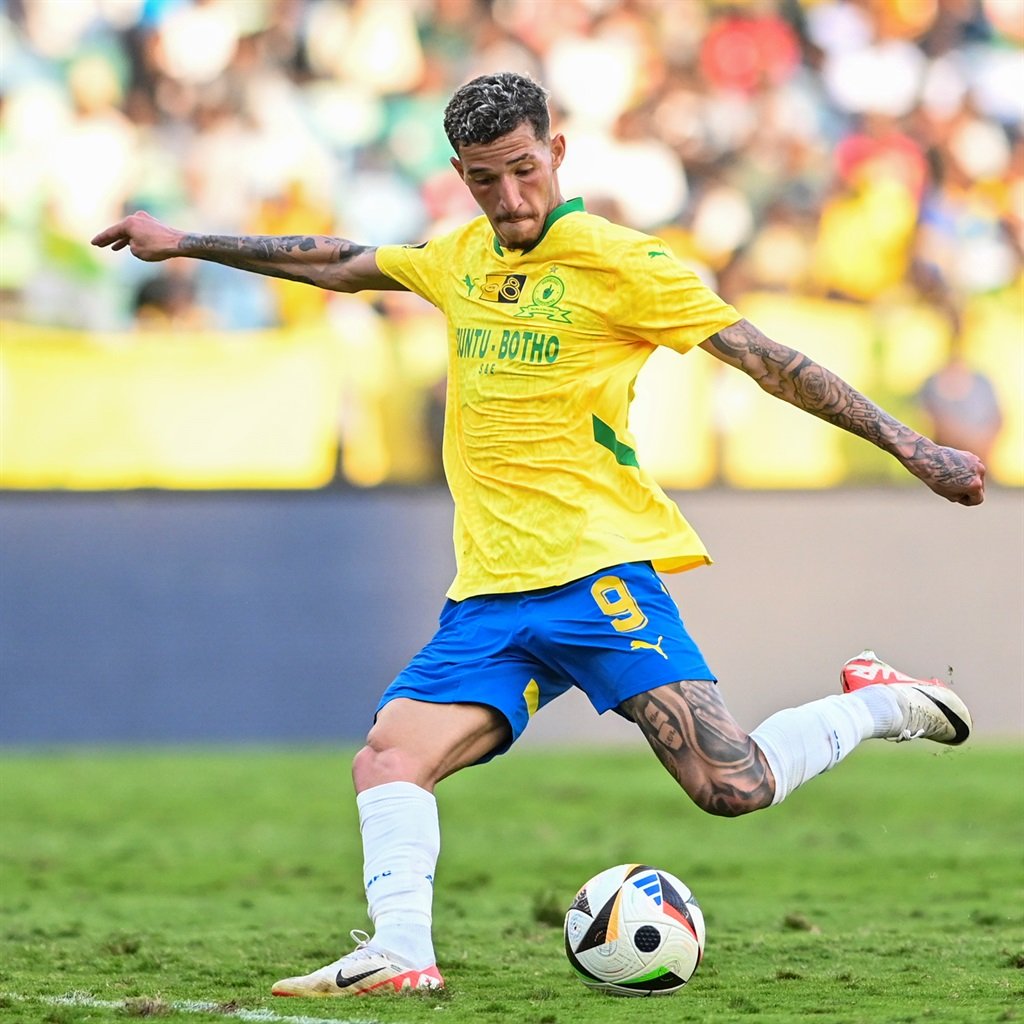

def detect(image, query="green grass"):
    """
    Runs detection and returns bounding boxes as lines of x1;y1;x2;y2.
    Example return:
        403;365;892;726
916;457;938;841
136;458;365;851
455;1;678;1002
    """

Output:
1;743;1021;1024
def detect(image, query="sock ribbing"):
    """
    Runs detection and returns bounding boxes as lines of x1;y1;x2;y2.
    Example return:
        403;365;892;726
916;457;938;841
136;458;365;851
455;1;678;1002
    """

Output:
751;693;874;806
357;781;439;968
849;684;904;738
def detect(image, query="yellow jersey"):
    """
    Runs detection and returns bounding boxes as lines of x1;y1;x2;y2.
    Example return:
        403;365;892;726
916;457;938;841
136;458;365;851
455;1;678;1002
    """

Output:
376;198;741;600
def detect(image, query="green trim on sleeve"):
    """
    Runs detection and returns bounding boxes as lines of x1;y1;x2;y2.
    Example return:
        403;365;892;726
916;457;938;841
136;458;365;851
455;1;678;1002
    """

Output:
592;415;639;469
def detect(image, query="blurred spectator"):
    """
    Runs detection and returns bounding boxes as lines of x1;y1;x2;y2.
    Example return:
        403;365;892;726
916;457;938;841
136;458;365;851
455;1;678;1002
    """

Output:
914;105;1018;296
0;0;1017;331
918;337;1004;465
422;375;448;483
160;0;242;82
738;201;817;296
835;114;928;201
698;6;801;94
1;0;1020;488
249;178;335;327
132;266;211;330
811;129;920;301
1;2;1020;440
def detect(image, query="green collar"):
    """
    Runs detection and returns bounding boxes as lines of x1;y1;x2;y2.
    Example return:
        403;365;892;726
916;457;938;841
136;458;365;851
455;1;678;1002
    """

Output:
491;197;585;256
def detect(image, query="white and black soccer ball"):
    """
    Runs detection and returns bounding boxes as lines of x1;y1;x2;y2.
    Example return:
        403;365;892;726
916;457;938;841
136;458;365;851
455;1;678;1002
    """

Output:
564;863;705;996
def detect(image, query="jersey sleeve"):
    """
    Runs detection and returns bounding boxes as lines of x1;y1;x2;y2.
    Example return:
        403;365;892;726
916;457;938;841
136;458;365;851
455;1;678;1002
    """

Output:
375;240;449;311
612;236;741;353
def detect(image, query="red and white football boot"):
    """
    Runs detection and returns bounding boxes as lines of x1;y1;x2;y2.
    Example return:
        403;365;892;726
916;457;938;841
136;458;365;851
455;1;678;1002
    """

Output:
840;650;972;745
272;930;444;997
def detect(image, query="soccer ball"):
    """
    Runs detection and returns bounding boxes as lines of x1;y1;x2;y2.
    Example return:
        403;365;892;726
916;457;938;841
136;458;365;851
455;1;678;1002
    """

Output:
563;863;705;996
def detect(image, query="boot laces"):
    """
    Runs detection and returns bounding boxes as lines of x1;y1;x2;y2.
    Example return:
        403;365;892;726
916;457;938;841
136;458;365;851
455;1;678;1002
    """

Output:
892;726;926;743
350;929;371;948
893;685;945;742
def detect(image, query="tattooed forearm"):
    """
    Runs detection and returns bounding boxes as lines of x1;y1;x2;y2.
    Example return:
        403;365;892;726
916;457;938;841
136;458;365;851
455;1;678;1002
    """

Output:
704;319;986;503
708;320;919;454
176;233;373;290
705;320;986;503
621;680;774;817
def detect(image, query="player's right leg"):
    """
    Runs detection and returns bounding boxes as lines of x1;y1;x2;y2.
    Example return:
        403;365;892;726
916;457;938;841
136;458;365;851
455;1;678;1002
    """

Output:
273;594;562;997
271;928;445;997
271;698;509;997
352;695;512;791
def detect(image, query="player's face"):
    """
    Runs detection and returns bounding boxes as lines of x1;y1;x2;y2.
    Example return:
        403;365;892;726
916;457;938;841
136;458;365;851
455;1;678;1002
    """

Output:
452;123;566;250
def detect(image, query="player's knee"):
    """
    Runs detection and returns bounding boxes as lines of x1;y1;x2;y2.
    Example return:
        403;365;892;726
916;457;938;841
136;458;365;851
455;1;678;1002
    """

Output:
685;771;771;818
351;740;424;791
692;792;760;818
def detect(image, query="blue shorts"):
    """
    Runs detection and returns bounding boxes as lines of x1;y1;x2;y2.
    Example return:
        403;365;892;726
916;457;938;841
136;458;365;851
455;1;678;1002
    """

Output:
376;562;715;762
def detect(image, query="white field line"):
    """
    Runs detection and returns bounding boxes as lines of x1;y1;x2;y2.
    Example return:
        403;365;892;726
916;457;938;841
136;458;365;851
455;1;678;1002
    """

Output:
1;991;393;1024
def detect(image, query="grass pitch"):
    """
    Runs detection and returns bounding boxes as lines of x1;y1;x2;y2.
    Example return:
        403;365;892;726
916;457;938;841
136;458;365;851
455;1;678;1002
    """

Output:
1;742;1021;1024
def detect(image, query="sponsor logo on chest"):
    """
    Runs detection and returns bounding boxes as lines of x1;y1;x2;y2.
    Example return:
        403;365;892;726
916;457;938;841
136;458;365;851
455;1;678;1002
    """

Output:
463;266;574;324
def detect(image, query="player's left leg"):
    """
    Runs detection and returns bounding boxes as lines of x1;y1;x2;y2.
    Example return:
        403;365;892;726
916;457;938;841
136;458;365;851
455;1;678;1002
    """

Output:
621;652;973;817
621;678;890;816
619;679;776;816
551;561;972;817
741;650;972;807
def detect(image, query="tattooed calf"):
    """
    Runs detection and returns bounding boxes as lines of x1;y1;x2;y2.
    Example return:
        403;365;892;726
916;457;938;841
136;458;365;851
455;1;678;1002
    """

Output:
622;681;775;817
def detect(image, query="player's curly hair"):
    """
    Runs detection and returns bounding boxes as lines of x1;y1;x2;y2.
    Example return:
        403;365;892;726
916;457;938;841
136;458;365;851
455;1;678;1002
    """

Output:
443;72;551;153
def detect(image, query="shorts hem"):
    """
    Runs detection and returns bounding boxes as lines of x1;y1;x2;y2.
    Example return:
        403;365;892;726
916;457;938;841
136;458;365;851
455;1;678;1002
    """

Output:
375;687;520;764
591;669;718;716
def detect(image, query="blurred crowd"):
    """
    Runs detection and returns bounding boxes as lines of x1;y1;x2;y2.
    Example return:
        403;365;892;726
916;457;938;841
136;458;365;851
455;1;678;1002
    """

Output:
1;0;1020;331
0;0;1020;488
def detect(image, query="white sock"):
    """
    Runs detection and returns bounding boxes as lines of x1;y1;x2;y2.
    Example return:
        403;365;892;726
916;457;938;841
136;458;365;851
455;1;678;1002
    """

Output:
851;683;904;738
750;693;876;806
357;781;439;968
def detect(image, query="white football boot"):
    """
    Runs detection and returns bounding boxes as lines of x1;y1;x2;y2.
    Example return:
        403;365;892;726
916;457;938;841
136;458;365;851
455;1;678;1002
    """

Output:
840;650;972;745
271;930;444;997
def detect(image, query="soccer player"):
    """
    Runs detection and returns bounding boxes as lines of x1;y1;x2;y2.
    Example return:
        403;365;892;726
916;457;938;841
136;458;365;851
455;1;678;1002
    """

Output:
92;72;984;998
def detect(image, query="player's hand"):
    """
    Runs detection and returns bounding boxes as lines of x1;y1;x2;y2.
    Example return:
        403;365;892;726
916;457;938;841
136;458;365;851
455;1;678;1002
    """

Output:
91;210;183;262
912;443;986;506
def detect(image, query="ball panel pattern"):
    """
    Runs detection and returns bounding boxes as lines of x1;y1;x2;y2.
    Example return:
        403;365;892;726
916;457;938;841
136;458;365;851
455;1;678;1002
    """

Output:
563;863;705;997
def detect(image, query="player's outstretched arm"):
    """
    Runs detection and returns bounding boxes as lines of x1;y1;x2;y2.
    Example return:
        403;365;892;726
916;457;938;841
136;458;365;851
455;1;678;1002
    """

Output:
700;319;986;506
90;210;403;293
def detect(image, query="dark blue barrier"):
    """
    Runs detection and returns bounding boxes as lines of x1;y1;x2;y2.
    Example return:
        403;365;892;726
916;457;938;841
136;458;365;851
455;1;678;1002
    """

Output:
2;488;1019;745
0;490;455;745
